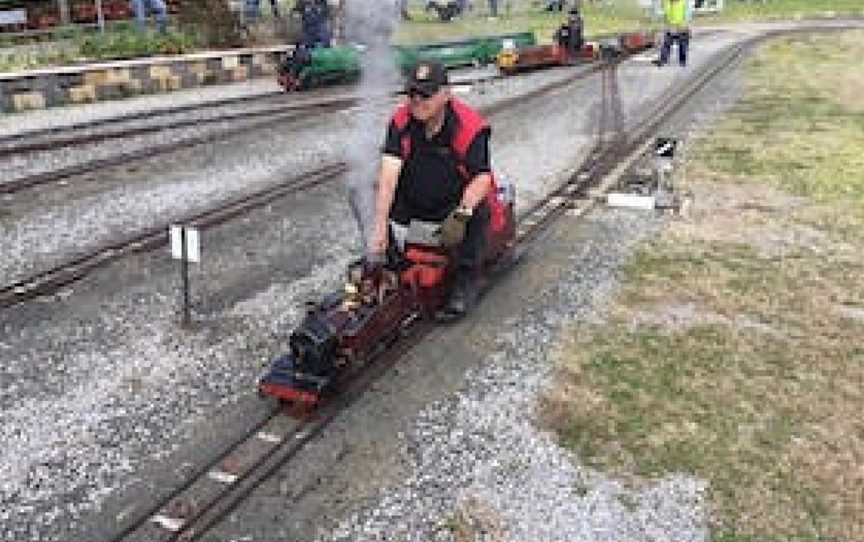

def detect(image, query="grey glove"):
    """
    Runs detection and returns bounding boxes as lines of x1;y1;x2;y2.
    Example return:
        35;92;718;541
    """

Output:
440;208;470;248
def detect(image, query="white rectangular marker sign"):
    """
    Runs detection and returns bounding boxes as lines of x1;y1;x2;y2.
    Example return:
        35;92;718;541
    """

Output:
186;227;200;263
170;225;183;260
170;225;201;262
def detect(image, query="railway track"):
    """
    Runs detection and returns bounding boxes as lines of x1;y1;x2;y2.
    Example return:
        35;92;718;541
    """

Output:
0;163;348;309
0;52;638;198
0;89;286;149
0;52;645;309
105;27;764;542
0;95;359;159
0;96;356;195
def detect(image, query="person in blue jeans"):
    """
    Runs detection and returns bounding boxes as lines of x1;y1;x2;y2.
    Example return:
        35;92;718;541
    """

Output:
656;0;692;67
130;0;167;33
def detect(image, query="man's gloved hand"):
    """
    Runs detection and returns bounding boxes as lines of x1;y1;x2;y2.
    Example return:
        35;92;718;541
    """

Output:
440;207;471;248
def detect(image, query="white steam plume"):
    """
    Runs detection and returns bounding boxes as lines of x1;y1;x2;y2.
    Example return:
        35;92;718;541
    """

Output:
342;0;401;258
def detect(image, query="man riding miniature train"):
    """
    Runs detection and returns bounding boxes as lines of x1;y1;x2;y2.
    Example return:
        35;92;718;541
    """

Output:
371;61;494;320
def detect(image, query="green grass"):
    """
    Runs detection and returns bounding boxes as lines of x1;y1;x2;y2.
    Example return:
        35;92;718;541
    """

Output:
699;0;864;23
394;0;864;44
690;33;864;206
541;29;864;542
394;1;657;44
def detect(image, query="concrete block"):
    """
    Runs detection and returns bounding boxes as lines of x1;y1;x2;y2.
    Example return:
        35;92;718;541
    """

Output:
126;79;143;95
149;64;172;80
96;83;125;100
166;75;183;91
152;77;170;92
106;68;131;85
180;72;200;88
228;66;249;81
222;55;239;69
68;85;97;103
83;70;109;86
187;61;207;75
202;71;221;84
11;92;46;111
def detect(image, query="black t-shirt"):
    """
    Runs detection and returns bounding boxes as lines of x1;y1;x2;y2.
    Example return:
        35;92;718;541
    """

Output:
382;102;491;217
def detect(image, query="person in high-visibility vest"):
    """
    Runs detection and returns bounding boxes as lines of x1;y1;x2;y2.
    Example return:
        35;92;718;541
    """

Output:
656;0;692;67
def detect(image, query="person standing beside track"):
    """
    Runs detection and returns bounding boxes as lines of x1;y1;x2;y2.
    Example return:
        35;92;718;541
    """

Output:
131;0;167;33
371;61;495;319
556;6;584;59
245;0;281;22
293;0;332;48
656;0;692;67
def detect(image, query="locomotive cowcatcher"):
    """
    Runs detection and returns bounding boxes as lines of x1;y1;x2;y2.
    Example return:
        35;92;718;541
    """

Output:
258;180;517;406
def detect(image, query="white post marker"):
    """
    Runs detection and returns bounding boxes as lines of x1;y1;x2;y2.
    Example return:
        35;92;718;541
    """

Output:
170;225;201;327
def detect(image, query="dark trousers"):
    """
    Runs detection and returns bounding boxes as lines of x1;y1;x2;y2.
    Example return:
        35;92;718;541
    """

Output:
390;194;490;271
660;31;689;66
302;23;331;48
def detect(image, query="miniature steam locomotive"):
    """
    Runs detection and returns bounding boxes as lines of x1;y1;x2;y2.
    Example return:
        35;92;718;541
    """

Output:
277;45;362;91
258;180;517;405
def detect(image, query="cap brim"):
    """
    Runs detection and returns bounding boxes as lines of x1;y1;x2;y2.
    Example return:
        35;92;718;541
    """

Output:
404;81;443;95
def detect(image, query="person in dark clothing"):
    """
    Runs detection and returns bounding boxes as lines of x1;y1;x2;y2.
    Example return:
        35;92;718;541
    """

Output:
555;7;584;58
293;0;331;48
397;0;411;20
372;61;494;319
426;1;464;22
488;0;498;17
245;0;280;21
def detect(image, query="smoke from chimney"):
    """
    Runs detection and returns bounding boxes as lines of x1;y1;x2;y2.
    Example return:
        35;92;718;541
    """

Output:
342;1;401;258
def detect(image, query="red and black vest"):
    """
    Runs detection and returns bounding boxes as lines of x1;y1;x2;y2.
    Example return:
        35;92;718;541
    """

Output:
391;98;507;232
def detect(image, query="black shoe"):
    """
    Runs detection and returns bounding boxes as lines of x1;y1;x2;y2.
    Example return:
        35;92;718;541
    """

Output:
652;59;665;67
437;272;478;321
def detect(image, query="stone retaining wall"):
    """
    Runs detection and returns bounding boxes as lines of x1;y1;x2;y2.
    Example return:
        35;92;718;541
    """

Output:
0;46;290;113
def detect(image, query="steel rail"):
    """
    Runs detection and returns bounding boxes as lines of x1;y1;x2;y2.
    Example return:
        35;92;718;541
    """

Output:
0;90;286;147
0;163;348;309
0;99;352;195
0;96;359;158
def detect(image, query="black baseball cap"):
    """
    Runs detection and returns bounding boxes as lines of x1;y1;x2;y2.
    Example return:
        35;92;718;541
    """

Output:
404;60;449;96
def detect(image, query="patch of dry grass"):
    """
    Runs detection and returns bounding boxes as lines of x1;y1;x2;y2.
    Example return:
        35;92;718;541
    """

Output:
443;496;509;542
540;30;864;542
